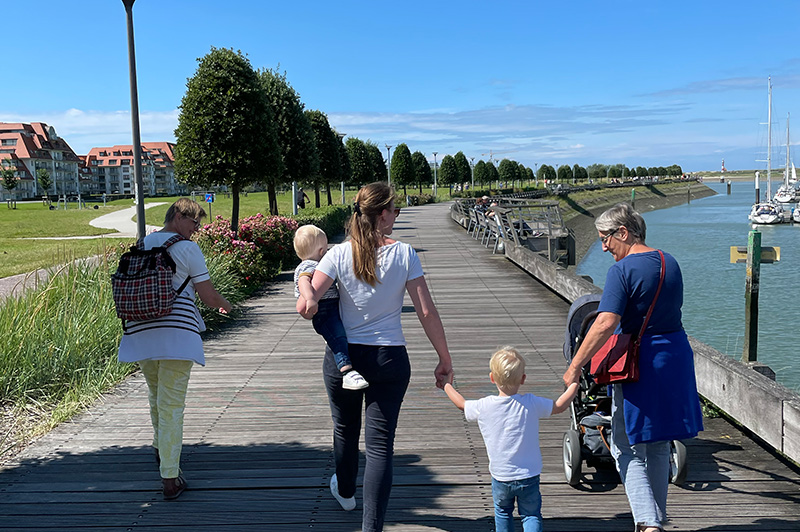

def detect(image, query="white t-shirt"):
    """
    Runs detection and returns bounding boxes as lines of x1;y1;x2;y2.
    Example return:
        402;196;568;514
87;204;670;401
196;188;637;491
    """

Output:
464;393;554;481
117;231;212;365
315;240;424;345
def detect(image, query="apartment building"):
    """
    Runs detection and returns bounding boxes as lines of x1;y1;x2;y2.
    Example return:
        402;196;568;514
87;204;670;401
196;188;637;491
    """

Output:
83;142;182;196
0;122;82;200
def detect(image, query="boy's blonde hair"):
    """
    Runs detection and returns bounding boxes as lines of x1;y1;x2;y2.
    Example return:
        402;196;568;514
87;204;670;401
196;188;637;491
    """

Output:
490;346;526;389
293;225;327;260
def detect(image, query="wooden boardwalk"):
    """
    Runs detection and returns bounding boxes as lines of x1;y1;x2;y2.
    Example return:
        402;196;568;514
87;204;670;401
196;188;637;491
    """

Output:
1;202;799;531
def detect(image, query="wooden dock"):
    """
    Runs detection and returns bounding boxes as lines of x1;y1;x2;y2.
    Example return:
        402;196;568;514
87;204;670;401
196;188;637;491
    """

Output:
1;202;799;531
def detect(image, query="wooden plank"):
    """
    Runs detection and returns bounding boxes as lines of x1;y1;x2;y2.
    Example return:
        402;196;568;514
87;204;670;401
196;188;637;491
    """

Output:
0;202;798;530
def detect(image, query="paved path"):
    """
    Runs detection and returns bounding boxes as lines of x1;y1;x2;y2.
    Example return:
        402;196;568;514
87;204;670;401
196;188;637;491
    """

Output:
1;202;798;531
0;203;164;300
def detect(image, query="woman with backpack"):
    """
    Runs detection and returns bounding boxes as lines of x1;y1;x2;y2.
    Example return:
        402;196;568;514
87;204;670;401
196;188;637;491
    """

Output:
117;198;231;500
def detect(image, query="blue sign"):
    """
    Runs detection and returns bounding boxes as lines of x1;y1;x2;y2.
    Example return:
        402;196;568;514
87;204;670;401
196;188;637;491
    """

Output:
205;193;214;203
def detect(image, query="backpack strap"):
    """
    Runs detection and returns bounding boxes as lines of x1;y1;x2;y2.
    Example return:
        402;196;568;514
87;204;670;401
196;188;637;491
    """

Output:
162;234;191;295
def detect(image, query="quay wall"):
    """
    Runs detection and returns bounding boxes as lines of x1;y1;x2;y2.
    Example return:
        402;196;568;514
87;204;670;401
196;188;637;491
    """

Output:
502;238;800;465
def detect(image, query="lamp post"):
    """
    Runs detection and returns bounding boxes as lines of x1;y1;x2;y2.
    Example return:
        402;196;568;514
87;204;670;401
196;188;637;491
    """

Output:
336;131;346;204
469;156;475;191
122;0;145;240
432;152;438;197
385;144;392;186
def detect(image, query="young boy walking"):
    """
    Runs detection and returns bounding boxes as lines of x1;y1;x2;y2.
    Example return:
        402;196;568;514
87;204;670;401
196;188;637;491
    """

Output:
293;225;368;390
444;346;578;532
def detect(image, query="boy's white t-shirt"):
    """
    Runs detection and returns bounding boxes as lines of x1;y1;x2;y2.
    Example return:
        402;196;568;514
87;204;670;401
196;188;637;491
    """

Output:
464;393;554;481
315;240;423;345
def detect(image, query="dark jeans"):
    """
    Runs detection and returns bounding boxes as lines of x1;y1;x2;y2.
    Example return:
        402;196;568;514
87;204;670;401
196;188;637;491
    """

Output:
323;344;411;532
312;298;351;371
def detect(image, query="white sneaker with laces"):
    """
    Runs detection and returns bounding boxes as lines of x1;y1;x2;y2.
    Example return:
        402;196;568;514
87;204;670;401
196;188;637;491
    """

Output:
330;474;356;511
342;370;369;390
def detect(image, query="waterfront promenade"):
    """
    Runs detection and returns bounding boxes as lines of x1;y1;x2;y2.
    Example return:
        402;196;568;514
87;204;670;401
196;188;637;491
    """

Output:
1;202;798;530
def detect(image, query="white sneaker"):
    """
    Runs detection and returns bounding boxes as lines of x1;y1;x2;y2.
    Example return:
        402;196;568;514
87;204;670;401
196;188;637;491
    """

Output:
342;370;369;390
330;474;356;511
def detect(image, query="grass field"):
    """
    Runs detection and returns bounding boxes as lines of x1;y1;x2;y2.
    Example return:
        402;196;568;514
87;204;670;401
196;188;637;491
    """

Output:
0;186;452;279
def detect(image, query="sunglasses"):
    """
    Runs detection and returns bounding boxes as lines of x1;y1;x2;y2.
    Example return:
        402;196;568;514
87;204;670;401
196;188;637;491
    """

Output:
599;227;619;244
394;208;401;217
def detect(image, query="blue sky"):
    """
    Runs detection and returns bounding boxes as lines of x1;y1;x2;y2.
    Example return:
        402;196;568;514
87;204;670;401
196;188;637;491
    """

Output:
4;1;800;172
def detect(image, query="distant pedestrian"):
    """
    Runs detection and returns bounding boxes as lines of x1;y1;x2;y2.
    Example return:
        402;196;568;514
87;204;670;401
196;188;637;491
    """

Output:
444;346;578;532
117;198;232;501
297;187;310;209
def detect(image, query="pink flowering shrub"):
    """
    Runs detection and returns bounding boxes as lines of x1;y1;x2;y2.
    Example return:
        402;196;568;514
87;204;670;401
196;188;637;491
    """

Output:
194;214;299;290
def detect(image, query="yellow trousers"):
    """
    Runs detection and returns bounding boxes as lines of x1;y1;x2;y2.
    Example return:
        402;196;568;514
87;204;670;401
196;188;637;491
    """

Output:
139;359;193;479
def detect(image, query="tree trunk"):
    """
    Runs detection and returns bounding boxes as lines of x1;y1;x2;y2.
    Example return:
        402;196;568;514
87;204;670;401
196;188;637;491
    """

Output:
268;183;278;215
314;183;321;208
230;183;240;237
326;185;333;205
419;181;423;194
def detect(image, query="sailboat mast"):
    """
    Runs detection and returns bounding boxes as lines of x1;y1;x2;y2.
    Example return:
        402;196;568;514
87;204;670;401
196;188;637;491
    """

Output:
785;113;791;187
767;77;772;200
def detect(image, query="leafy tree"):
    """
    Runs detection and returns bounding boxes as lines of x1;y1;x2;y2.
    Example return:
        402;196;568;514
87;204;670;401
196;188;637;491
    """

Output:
365;142;387;182
557;164;573;183
390;143;414;195
587;163;608;181
485;161;499;186
523;166;534;184
498;159;519;186
1;162;17;198
259;67;319;211
629;167;637;178
635;166;648;178
453;151;471;187
648;167;659;177
345;137;371;185
411;151;432;193
438;155;458;188
306;110;341;206
36;168;52;197
608;166;621;179
174;47;281;232
474;160;488;187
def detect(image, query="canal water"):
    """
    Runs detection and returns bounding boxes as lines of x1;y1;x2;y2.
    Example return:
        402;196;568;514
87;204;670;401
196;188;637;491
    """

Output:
576;180;800;393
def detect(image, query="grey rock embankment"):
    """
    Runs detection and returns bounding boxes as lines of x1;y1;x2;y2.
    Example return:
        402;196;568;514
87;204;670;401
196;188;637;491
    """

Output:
563;182;716;265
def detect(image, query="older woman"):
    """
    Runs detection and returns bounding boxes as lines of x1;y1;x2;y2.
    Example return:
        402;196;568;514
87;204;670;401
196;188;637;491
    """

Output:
118;198;231;500
300;182;453;532
563;203;703;532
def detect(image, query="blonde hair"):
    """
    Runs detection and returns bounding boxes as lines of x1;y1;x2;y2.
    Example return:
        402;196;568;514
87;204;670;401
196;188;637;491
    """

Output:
164;197;206;224
490;346;526;389
293;225;327;260
348;182;396;286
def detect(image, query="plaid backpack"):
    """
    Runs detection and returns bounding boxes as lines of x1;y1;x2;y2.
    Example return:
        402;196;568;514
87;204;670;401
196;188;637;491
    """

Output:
111;234;191;321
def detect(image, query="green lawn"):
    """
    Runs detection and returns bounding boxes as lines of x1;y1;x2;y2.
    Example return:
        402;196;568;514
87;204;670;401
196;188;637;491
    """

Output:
1;186;450;279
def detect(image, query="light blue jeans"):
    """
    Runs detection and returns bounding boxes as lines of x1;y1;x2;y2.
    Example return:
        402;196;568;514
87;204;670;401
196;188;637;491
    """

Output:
611;385;670;530
491;475;543;532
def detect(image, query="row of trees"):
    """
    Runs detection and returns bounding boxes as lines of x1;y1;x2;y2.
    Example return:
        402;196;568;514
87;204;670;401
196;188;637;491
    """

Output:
173;48;684;232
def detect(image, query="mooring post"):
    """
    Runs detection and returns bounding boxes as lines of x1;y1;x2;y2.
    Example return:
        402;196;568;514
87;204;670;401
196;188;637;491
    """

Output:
727;180;731;195
631;188;635;209
742;230;761;363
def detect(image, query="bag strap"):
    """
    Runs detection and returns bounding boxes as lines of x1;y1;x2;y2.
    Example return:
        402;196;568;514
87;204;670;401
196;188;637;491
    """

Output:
635;250;666;345
160;234;191;295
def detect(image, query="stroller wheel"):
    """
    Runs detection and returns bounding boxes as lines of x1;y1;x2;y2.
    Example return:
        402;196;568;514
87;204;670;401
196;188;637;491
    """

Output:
563;429;582;486
669;440;688;485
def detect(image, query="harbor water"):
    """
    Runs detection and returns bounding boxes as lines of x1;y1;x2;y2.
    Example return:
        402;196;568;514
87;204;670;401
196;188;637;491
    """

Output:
576;180;800;393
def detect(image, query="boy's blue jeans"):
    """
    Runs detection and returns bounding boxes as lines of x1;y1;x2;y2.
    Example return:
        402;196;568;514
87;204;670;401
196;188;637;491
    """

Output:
312;298;351;371
491;475;543;532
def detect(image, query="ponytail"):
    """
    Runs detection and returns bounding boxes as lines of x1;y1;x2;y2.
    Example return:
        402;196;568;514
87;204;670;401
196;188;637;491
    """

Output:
348;182;395;286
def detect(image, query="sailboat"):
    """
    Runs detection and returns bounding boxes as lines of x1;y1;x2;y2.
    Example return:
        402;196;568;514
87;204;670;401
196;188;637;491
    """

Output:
749;78;787;224
773;113;798;203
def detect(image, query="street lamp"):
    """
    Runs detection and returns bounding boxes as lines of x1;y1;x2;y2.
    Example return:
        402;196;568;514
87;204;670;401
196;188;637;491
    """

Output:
336;132;346;204
432;152;438;197
469;156;475;191
385;144;392;186
122;0;146;240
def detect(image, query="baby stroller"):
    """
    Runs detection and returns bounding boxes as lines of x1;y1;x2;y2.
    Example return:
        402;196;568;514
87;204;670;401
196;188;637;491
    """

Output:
561;294;688;486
